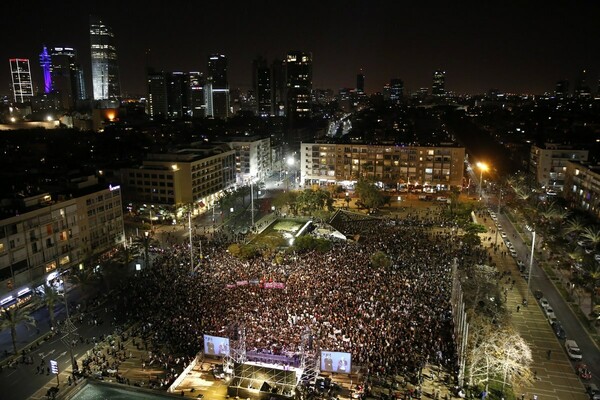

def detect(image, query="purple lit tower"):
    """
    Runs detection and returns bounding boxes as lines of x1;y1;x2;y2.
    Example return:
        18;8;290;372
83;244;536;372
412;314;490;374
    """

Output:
39;46;52;93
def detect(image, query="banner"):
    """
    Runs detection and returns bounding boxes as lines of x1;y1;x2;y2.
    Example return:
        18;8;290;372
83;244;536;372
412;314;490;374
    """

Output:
236;280;248;286
264;282;285;289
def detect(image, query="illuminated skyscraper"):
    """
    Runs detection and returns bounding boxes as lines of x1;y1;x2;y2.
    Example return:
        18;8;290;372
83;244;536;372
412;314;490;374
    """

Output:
39;46;52;94
389;78;404;102
207;54;230;119
46;46;86;109
9;58;34;103
284;51;312;124
252;56;272;117
90;16;121;100
432;70;446;97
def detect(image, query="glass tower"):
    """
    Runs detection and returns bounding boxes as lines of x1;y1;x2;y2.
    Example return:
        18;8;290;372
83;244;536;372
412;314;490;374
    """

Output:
90;16;120;100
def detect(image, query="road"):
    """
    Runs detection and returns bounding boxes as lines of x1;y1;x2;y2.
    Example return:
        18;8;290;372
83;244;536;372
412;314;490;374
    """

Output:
490;200;600;391
0;299;116;400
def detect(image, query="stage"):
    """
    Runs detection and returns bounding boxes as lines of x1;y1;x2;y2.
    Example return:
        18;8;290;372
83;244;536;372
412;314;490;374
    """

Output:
227;361;304;399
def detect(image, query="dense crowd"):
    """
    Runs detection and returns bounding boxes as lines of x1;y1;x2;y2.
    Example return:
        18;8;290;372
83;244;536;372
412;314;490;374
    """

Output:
114;211;486;382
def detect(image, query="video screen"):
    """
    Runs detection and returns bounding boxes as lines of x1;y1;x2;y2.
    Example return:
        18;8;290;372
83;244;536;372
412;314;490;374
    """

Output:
320;351;351;373
203;334;230;357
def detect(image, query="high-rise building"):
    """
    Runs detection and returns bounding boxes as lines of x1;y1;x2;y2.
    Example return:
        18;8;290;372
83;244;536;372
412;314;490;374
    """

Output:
252;56;272;117
554;80;569;99
284;51;312;124
432;70;446;97
357;70;365;93
207;54;230;119
271;59;285;116
42;47;86;109
147;70;206;119
188;72;206;118
39;47;52;94
575;69;591;99
9;59;34;103
90;16;121;100
147;70;168;118
389;78;404;102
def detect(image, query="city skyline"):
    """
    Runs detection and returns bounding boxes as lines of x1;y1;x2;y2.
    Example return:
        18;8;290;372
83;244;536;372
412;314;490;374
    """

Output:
2;1;600;97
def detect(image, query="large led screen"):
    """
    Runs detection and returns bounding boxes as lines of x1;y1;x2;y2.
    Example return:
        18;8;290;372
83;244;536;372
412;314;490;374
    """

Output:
320;351;351;373
203;334;230;357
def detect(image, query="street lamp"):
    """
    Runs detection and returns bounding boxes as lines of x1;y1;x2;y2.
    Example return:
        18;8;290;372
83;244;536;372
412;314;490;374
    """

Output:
476;162;488;200
143;231;150;268
527;229;536;304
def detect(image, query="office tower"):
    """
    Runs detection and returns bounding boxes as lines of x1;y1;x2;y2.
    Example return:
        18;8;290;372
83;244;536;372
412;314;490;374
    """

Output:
555;80;569;99
575;69;591;99
271;59;285;116
147;70;205;119
147;70;168;118
188;72;205;118
357;69;365;93
9;58;34;103
389;78;404;102
284;51;312;124
252;56;272;117
90;15;121;100
432;70;446;97
40;46;52;94
207;54;230;119
46;46;86;109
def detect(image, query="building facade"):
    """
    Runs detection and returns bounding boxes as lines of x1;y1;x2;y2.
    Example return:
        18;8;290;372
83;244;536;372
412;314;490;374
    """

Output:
300;142;465;190
564;161;600;220
252;57;272;117
120;146;236;207
44;46;86;109
9;58;34;103
529;144;588;192
224;137;272;183
207;54;230;119
432;70;446;97
90;16;121;100
284;51;312;123
0;185;125;301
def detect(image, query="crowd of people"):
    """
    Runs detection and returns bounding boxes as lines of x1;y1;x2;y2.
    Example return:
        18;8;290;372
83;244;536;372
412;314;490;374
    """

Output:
111;209;487;388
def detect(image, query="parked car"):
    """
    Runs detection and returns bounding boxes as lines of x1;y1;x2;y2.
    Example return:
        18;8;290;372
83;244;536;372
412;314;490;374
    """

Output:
551;322;566;339
533;290;543;300
586;383;600;400
539;297;550;309
510;249;518;258
594;254;600;262
501;232;508;239
565;339;583;360
517;260;525;271
577;364;593;380
544;306;555;317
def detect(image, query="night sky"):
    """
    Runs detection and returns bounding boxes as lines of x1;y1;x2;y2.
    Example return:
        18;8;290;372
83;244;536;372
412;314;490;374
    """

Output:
2;1;600;97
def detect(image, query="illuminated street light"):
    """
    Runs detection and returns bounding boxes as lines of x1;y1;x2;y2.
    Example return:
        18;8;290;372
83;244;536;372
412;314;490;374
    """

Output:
476;162;488;200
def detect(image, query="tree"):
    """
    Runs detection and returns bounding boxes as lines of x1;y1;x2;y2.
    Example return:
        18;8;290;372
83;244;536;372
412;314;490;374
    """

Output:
0;306;37;355
467;319;534;392
581;227;600;250
355;179;385;211
272;191;298;214
370;251;392;269
563;217;587;236
68;267;99;298
36;283;63;328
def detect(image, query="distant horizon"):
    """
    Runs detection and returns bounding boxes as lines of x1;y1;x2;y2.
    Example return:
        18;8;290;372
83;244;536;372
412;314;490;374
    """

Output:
2;1;599;98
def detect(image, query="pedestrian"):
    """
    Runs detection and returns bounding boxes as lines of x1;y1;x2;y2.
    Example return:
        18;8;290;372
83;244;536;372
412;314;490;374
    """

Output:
517;305;520;312
547;349;551;360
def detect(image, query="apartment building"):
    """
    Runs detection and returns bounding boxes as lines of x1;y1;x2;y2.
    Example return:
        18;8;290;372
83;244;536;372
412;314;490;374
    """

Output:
300;142;465;190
